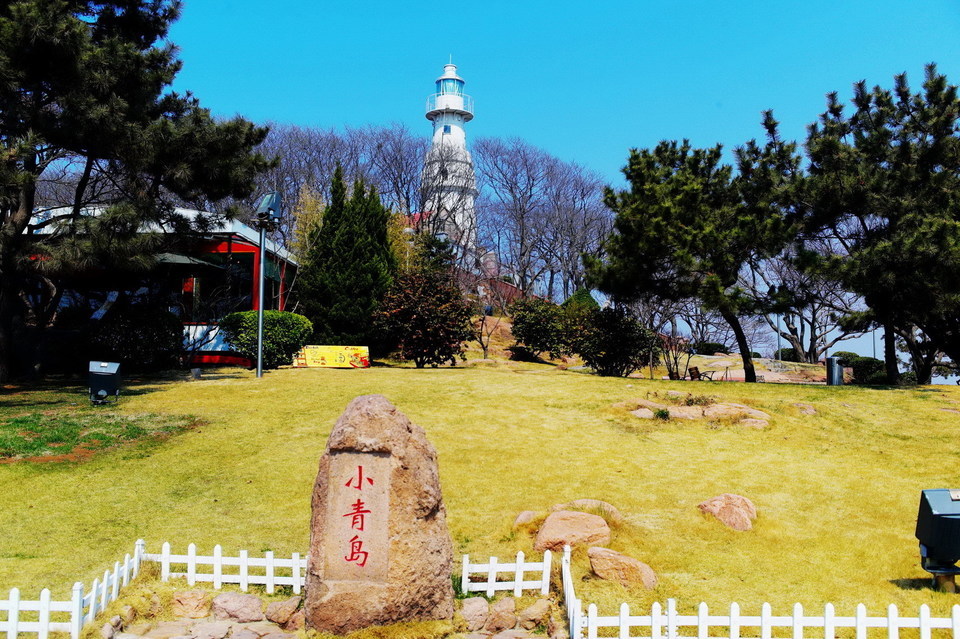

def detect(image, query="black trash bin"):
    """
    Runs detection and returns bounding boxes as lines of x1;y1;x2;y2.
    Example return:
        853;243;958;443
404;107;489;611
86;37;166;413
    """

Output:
89;361;121;405
826;356;843;386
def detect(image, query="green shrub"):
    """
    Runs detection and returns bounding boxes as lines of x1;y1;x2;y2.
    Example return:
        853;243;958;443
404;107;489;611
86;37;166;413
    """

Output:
509;298;569;358
654;408;670;420
750;351;762;359
692;341;729;355
832;351;860;367
847;355;885;384
773;347;800;362
89;302;184;372
571;307;659;377
219;311;313;369
562;288;600;313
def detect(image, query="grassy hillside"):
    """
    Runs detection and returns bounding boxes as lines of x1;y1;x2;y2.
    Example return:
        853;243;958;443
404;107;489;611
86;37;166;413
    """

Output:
2;365;960;619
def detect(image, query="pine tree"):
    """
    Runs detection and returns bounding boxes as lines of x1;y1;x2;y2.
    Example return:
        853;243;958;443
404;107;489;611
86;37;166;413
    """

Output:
297;167;395;346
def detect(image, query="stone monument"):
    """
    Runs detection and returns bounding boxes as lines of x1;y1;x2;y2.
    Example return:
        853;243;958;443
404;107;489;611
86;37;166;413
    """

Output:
304;395;454;634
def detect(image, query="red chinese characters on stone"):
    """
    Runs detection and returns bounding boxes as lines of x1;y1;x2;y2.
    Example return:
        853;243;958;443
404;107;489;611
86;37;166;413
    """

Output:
343;466;375;567
345;465;374;490
343;498;371;531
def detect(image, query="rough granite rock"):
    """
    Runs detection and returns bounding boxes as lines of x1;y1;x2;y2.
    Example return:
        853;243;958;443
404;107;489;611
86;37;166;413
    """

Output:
551;499;624;525
190;621;232;639
461;597;490;631
101;623;115;639
172;591;211;619
212;593;264;623
142;621;192;639
703;403;771;421
534;510;610;552
305;395;455;634
518;599;551;629
265;597;300;625
697;493;757;531
237;622;281;636
738;418;768;429
282;611;304;632
513;510;538;528
587;547;657;589
492;630;534;639
484;597;517;633
793;403;817;415
260;633;294;639
230;629;261;639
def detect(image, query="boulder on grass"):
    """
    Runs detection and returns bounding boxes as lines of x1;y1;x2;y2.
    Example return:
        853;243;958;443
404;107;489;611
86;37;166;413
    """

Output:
484;597;517;634
551;499;624;525
212;593;264;623
265;597;301;625
172;591;211;619
534;511;610;552
461;597;489;631
518;599;551;629
587;547;657;589
697;493;757;531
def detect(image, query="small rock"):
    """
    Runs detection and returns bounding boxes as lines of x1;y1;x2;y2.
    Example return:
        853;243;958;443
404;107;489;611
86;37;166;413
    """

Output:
461;597;490;631
236;622;281;636
101;623;115;639
666;390;683;397
265;597;300;625
793;403;816;415
190;621;232;639
120;605;137;626
260;633;294;639
212;593;264;623
492;630;533;639
173;591;212;619
463;634;493;639
143;621;192;639
110;615;123;629
518;599;551;630
551;499;624;525
698;493;757;531
940;408;960;414
631;408;655;419
114;633;142;639
703;403;770;422
231;629;261;639
125;623;151;636
484;597;517;633
534;510;611;552
513;510;538;528
282;611;304;632
739;418;768;429
587;547;657;589
149;594;163;617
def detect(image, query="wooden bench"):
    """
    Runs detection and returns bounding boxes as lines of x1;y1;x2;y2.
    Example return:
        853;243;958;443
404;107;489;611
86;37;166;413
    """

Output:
688;366;714;381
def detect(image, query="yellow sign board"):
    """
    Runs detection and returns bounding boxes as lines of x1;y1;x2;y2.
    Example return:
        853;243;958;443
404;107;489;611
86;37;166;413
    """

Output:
293;345;370;369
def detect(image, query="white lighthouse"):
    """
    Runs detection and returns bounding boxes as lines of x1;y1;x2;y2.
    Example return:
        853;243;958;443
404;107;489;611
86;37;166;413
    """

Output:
422;62;478;251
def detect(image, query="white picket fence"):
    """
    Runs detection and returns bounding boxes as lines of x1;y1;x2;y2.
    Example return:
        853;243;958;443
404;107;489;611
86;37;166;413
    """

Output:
460;550;552;597
1;541;146;639
143;543;307;595
561;546;960;639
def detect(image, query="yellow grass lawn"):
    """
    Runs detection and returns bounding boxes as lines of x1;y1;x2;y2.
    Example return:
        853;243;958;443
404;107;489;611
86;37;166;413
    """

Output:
2;365;960;619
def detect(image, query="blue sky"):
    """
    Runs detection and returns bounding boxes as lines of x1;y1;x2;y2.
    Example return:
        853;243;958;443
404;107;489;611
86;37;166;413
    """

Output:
168;0;960;186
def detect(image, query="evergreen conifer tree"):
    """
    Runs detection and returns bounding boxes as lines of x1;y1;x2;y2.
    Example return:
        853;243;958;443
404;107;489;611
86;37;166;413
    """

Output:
297;166;395;346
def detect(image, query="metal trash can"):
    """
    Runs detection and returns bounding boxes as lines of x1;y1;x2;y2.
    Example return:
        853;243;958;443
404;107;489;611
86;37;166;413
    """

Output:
826;356;843;386
89;361;121;405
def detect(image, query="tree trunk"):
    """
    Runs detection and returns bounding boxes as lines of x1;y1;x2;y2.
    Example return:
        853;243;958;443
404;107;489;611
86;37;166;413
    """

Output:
720;308;757;383
883;321;900;384
0;280;12;383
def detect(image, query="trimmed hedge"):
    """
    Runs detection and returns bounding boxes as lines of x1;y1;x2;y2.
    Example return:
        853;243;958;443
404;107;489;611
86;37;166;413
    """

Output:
219;311;313;369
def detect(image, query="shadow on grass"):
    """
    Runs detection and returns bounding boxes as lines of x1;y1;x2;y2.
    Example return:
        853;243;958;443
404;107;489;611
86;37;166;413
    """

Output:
890;577;935;591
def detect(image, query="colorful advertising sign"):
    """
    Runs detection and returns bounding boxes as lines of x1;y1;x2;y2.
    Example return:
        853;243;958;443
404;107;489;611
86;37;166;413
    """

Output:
293;345;370;369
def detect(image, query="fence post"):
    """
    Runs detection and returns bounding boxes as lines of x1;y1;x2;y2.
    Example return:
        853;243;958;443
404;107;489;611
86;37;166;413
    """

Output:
265;551;275;595
486;556;498;598
793;603;804;639
514;551;524;597
161;542;171;581
38;587;51;639
100;569;109;612
920;604;932;639
7;587;20;639
652;601;663;639
461;555;470;595
951;604;960;639
213;545;223;589
292;552;302;595
856;604;867;639
187;543;197;586
87;578;99;624
824;603;836;639
667;598;678;639
587;603;598;639
121;554;131;588
111;562;120;601
541;550;552;596
239;550;249;591
698;602;709;639
729;602;740;639
761;602;772;639
134;540;146;580
70;582;83;639
618;602;630;639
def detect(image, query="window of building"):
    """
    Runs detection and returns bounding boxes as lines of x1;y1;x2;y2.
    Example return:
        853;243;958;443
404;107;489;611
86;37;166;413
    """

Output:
443;125;451;134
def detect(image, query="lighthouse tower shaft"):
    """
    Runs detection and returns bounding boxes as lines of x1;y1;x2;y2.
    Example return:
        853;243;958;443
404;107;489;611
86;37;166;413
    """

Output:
423;63;478;250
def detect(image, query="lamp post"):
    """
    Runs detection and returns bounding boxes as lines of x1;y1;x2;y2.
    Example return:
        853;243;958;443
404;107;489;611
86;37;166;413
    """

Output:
252;191;283;378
